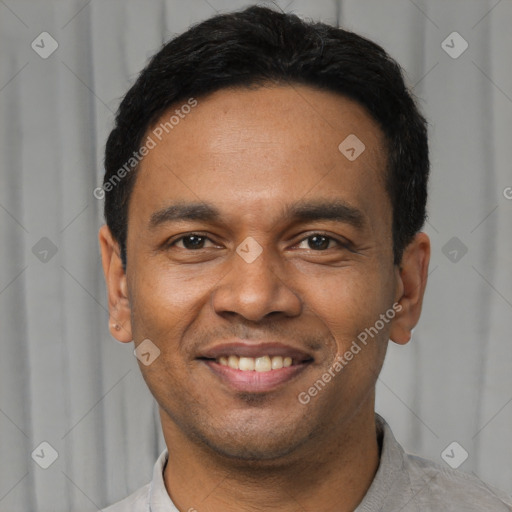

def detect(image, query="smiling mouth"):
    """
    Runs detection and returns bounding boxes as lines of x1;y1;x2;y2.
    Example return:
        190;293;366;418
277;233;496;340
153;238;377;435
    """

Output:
197;342;315;391
215;355;293;371
199;354;313;372
198;355;313;393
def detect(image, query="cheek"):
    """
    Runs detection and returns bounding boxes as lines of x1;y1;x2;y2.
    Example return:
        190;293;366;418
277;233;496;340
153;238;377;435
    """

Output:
304;266;394;358
306;270;392;401
130;262;211;326
128;271;202;400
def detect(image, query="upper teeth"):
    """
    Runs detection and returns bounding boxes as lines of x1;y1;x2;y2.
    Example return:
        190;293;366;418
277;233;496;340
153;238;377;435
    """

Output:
217;355;293;372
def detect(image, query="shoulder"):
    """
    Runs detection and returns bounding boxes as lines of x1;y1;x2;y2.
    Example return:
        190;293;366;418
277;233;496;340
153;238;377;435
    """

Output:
101;483;151;512
404;453;512;511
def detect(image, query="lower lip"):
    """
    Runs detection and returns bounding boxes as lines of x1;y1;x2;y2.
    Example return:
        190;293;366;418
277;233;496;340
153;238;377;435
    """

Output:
202;360;309;393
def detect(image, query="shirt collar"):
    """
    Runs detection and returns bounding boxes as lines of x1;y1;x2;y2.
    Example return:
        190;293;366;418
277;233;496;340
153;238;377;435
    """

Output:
355;413;415;511
148;448;177;511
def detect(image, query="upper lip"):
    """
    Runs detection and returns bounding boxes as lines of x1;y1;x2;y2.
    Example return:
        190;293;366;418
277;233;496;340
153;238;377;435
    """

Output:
198;341;314;362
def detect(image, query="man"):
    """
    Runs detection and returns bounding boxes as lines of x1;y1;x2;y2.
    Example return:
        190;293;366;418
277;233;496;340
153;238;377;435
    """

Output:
98;5;512;511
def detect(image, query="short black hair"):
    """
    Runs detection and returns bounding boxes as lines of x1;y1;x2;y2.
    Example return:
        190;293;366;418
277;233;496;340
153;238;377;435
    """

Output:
103;4;429;267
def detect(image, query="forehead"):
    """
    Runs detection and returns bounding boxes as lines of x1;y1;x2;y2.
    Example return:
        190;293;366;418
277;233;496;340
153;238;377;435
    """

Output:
129;84;389;230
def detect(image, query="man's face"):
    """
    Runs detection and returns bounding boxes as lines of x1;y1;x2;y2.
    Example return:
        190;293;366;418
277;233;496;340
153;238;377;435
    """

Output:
119;85;403;460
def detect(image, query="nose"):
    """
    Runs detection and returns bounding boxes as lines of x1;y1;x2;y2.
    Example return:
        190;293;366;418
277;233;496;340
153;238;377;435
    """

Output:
211;243;302;323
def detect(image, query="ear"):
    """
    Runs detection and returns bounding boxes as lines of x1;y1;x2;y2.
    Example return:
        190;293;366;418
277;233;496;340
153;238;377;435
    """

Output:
98;224;132;342
389;232;430;345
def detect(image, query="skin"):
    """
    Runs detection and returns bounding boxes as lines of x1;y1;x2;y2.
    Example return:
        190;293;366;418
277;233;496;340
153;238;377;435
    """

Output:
99;84;430;512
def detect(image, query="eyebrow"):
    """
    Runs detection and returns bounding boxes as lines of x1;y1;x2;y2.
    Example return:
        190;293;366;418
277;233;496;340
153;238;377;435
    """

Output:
148;199;365;230
285;199;365;229
149;202;220;228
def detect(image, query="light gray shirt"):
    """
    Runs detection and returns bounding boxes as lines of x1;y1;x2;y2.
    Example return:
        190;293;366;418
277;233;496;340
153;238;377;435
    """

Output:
103;415;512;511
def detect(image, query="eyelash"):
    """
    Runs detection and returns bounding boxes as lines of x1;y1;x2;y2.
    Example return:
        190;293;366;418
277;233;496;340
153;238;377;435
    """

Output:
166;232;350;251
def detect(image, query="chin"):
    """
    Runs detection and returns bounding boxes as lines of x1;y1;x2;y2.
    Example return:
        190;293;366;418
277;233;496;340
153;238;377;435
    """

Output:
203;436;303;464
159;390;326;464
188;418;315;465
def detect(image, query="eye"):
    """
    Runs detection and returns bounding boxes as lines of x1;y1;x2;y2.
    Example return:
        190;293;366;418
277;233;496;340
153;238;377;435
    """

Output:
165;232;349;252
296;233;347;251
169;233;217;250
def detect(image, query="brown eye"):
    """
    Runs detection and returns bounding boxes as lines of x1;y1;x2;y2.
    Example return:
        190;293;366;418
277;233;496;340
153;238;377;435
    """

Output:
170;234;215;250
296;234;343;251
307;235;331;250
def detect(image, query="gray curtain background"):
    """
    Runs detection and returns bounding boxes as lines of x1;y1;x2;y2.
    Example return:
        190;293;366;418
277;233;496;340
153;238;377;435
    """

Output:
1;0;511;510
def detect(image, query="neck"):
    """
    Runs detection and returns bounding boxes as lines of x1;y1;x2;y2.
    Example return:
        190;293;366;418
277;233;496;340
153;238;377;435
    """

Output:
161;404;380;512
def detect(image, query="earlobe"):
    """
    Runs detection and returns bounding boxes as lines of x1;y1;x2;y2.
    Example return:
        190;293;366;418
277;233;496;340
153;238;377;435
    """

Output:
389;232;430;345
98;225;133;343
